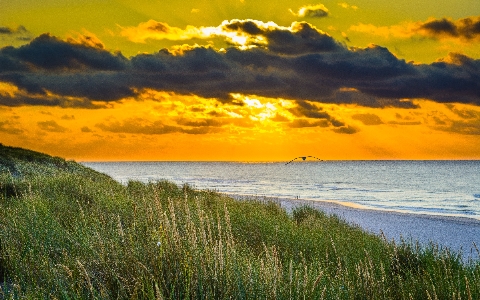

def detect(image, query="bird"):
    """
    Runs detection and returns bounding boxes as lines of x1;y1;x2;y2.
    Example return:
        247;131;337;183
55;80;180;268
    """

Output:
285;156;322;165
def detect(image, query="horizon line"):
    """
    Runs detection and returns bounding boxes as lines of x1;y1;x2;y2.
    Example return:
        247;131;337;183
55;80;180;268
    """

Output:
79;158;480;163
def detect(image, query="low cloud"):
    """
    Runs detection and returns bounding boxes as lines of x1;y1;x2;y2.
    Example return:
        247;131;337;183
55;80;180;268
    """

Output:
420;104;480;135
176;117;224;127
288;119;329;128
289;101;331;119
81;126;93;133
443;120;480;135
0;25;31;42
37;120;68;132
96;117;220;135
0;87;107;108
333;125;358;134
418;17;480;41
0;20;479;109
352;113;383;125
0;26;28;35
446;104;480;119
61;114;75;120
290;4;329;18
96;118;181;135
350;16;480;41
431;109;480;135
0;120;23;134
388;120;421;125
288;100;355;131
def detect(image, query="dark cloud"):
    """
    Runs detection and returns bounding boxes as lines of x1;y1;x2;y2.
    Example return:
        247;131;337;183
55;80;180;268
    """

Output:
221;21;344;54
333;125;358;134
388;120;422;125
265;22;343;54
431;116;447;125
0;27;479;109
446;104;480;119
95;118;220;135
421;108;477;134
303;9;328;18
176;118;223;127
146;22;171;33
434;105;480;134
393;113;420;125
444;120;480;135
288;119;329;128
0;25;31;42
1;34;127;71
287;100;358;132
223;20;264;35
0;92;106;108
420;19;457;36
0;25;28;35
395;113;413;120
288;100;331;119
419;17;480;40
189;106;205;112
96;119;180;135
81;126;93;133
288;100;352;130
0;120;23;134
0;26;32;45
61;114;75;120
323;89;419;108
352;113;383;125
37;120;68;132
207;110;229;117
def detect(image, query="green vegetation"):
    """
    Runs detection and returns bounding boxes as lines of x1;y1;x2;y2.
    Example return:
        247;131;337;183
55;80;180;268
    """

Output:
0;144;479;299
0;143;108;180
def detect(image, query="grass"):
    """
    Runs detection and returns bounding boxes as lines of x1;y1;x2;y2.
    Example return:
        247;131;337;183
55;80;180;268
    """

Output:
0;145;479;299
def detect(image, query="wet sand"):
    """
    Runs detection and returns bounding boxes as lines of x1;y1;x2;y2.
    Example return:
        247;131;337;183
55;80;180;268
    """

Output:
227;194;480;261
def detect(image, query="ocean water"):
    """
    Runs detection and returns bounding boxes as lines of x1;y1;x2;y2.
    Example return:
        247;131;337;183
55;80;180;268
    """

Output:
82;161;480;220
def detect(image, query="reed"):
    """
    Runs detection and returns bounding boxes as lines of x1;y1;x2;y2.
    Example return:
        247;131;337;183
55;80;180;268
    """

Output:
0;156;479;299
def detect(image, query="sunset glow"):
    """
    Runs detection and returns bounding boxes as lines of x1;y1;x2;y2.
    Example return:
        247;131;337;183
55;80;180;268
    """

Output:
1;1;479;161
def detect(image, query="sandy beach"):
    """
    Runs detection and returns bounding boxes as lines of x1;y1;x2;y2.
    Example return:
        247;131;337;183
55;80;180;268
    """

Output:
228;194;480;261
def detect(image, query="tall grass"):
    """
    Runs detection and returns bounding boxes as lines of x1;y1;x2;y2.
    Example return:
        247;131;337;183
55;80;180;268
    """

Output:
0;170;479;299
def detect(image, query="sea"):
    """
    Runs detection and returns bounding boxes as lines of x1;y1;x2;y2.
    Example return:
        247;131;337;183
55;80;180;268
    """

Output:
82;160;480;221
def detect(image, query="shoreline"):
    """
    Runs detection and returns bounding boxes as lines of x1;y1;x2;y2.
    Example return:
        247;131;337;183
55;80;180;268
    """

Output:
226;193;480;223
225;193;480;261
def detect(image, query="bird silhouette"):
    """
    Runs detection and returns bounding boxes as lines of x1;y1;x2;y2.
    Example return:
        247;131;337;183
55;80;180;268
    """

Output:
285;156;322;165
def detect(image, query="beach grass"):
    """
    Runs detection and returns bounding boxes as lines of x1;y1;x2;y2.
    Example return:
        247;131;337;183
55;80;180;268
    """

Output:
0;145;479;299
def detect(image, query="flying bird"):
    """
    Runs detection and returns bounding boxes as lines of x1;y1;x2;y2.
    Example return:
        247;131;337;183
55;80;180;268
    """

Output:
285;156;322;165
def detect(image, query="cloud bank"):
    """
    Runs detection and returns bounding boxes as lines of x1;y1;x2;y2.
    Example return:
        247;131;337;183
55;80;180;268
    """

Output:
0;25;31;42
418;17;480;40
351;16;480;41
1;20;479;109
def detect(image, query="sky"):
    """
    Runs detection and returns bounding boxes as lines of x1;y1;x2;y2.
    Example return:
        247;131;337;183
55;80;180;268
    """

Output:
0;0;479;161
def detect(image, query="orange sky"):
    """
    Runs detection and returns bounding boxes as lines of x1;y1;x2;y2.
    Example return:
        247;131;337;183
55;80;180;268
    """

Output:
1;1;479;161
